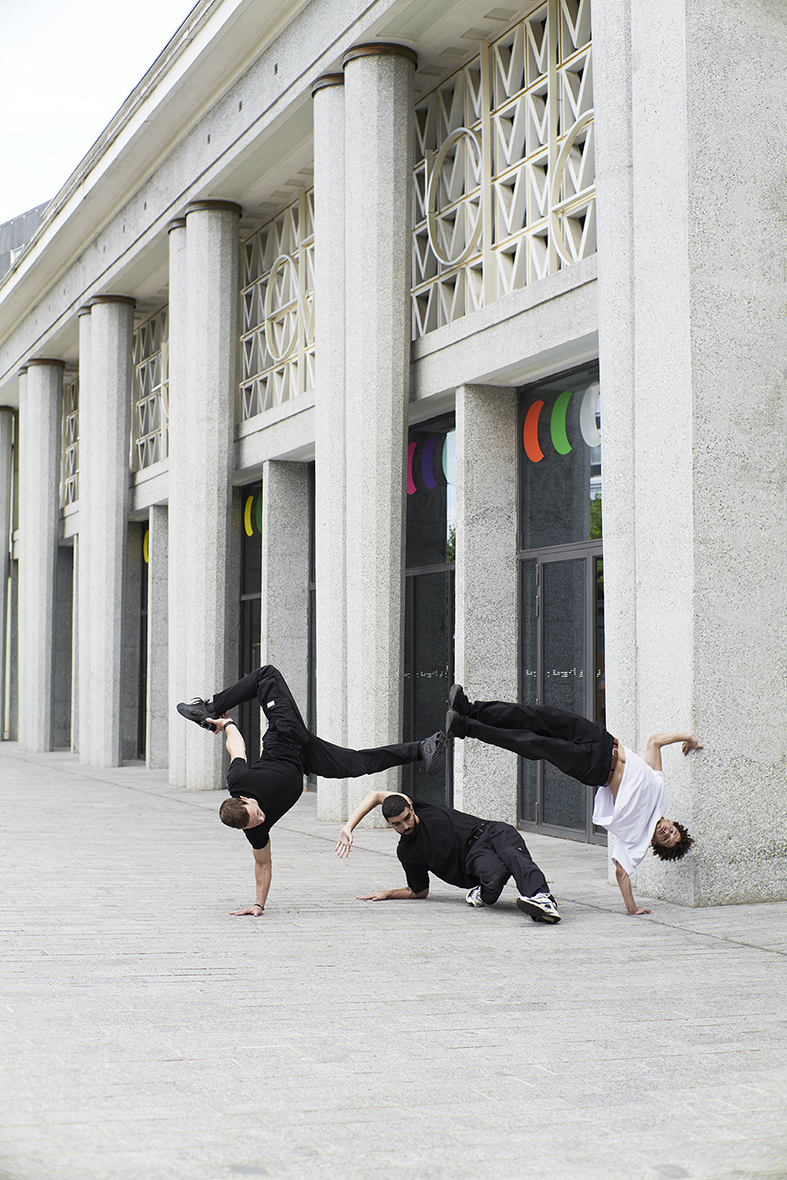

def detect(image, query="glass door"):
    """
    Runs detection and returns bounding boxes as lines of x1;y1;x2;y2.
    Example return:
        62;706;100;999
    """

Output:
402;412;455;805
518;542;605;841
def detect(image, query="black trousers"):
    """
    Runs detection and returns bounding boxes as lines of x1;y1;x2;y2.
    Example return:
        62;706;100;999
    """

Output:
210;665;421;778
465;823;548;903
462;701;614;787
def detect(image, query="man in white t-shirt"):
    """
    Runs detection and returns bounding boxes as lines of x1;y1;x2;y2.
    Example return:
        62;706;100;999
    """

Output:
445;686;701;916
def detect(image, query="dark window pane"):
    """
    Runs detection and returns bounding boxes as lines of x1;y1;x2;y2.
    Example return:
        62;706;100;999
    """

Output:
519;559;537;822
403;570;454;805
239;597;262;760
541;559;587;829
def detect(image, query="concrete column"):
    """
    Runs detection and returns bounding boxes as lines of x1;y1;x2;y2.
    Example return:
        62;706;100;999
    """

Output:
17;359;64;751
593;0;638;753
76;308;91;758
166;218;188;786
597;0;787;904
312;74;348;819
70;534;79;751
343;44;415;816
174;201;240;789
78;295;134;767
452;384;518;823
0;406;14;739
261;460;310;715
147;504;169;768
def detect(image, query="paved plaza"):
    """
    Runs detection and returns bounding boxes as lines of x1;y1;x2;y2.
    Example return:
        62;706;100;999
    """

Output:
1;740;786;1180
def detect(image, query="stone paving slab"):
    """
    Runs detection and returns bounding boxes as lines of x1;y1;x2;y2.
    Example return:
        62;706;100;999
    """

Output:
1;741;786;1180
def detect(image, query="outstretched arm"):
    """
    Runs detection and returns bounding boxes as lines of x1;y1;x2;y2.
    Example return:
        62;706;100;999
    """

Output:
357;886;429;901
230;842;272;916
334;789;408;857
644;733;702;772
615;862;652;917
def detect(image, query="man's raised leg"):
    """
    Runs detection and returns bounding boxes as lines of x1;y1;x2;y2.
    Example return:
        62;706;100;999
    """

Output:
446;689;613;786
303;732;446;779
209;666;310;749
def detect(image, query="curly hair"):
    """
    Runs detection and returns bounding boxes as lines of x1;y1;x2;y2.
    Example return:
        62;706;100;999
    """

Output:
651;821;694;862
219;797;251;829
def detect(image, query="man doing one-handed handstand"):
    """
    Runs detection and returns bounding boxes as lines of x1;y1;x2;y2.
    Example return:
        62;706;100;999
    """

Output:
445;685;701;916
178;665;445;915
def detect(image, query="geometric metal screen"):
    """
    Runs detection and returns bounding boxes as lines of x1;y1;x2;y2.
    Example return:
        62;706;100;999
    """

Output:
412;0;594;338
131;308;169;470
239;188;315;421
60;374;79;507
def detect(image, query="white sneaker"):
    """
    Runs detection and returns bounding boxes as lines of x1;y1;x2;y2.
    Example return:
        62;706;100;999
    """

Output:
466;886;485;907
516;892;561;923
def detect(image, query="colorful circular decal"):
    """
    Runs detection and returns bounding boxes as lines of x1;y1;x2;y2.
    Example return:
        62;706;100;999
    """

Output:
550;391;573;455
523;384;601;462
421;435;438;489
523;400;545;463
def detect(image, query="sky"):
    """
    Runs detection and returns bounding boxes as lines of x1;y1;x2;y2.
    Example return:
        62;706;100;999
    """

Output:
0;0;199;225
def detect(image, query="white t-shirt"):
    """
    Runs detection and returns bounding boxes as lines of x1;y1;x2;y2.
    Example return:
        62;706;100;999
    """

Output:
592;747;666;876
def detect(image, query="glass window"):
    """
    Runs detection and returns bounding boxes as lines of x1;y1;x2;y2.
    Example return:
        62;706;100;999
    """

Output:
519;363;601;551
404;412;456;805
239;481;262;757
406;413;456;568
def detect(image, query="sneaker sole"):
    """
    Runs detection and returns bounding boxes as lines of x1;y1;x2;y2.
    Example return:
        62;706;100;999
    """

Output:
176;702;216;731
516;898;561;924
424;735;447;776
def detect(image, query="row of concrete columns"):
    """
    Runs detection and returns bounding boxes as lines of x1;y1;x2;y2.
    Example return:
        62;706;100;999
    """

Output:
6;42;520;824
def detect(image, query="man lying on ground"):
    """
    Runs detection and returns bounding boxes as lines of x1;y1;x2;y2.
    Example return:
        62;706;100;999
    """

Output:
335;789;561;923
178;665;445;915
445;685;701;916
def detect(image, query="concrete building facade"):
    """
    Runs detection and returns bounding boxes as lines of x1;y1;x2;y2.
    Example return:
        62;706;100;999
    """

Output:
1;0;786;906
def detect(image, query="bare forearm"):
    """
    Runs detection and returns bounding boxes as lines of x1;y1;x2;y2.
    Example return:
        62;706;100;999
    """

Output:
254;856;272;909
224;724;247;761
649;732;693;749
615;866;651;916
344;791;386;834
358;886;429;901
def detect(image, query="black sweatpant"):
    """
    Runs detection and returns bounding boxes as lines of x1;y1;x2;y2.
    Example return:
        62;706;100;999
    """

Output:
465;822;548;903
210;665;421;778
461;700;614;787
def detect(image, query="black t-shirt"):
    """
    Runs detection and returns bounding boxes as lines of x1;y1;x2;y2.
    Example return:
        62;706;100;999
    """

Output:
226;754;304;849
396;799;487;893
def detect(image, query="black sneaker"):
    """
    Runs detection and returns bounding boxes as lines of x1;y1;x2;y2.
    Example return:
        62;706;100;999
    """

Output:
445;708;466;739
419;731;447;776
177;699;218;731
448;683;471;716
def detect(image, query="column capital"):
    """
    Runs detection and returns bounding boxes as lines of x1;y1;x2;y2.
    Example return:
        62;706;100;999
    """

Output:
17;367;28;377
184;200;242;218
0;405;15;412
91;295;136;308
312;73;345;97
167;217;187;234
343;43;418;69
78;303;93;317
26;358;66;369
